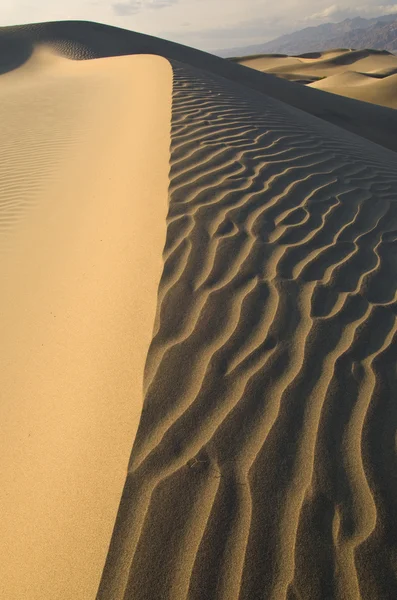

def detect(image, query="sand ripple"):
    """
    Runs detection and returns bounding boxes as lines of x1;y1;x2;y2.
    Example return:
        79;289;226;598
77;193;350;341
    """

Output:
98;62;397;600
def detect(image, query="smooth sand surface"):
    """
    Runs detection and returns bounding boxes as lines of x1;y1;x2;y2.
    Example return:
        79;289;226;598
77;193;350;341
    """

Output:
234;48;397;109
1;21;397;600
0;46;172;600
310;71;397;109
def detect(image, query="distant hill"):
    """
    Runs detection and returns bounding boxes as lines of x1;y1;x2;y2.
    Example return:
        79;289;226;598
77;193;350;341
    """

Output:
217;14;397;57
232;48;397;110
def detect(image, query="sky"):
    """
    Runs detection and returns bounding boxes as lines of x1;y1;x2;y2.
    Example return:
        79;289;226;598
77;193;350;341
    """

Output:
1;0;397;52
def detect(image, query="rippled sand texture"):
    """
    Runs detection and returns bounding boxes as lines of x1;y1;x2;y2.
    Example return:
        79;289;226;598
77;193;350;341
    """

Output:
98;61;397;600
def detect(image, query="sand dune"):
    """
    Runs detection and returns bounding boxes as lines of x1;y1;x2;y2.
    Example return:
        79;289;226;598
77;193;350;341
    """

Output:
99;61;397;600
310;71;397;109
1;20;397;600
2;22;397;155
234;48;397;109
0;44;172;600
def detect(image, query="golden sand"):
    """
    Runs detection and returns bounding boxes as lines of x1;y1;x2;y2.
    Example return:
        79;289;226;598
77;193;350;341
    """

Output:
0;45;171;600
1;23;397;600
234;48;397;109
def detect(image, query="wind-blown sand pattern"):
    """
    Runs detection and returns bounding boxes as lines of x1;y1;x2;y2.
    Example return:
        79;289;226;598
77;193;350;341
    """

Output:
98;61;397;600
1;20;397;600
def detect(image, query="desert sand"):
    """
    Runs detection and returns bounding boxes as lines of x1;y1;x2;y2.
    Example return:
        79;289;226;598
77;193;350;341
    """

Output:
1;21;397;600
233;48;397;109
0;41;172;600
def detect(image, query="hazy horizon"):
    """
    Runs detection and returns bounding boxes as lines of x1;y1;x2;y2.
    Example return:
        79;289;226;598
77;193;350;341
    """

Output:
1;1;397;53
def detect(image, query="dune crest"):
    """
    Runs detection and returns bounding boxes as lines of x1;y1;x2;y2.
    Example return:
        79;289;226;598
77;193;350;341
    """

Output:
0;48;172;600
2;22;397;154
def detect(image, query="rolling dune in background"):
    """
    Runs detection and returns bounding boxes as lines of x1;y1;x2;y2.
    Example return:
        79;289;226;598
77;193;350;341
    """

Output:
233;48;397;109
0;21;397;600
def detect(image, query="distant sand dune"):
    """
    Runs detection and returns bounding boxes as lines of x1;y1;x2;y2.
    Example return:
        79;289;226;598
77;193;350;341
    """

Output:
234;48;397;110
310;71;397;109
98;62;397;600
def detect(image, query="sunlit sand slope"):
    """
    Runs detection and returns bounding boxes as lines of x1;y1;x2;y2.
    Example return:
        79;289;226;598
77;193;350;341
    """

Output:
234;49;397;109
0;48;172;600
309;71;397;109
98;61;397;600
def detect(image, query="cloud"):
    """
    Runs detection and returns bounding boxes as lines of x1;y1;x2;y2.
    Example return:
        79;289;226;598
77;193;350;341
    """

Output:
361;3;397;13
159;0;397;52
306;4;341;20
306;2;397;21
113;0;177;16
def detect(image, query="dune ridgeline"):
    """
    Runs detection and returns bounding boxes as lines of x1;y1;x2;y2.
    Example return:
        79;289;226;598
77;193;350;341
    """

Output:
233;48;397;110
1;21;397;600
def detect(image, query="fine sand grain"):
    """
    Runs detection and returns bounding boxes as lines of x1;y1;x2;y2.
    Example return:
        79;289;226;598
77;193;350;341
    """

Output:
1;21;397;600
0;46;172;600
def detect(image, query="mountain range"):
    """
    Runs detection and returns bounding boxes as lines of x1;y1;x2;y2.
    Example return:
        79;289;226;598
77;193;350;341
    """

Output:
217;13;397;57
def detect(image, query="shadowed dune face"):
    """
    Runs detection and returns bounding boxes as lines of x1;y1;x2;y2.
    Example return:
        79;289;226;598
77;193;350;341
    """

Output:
0;34;33;74
98;61;397;600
